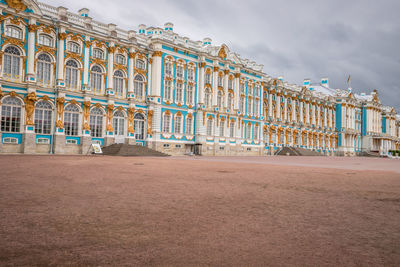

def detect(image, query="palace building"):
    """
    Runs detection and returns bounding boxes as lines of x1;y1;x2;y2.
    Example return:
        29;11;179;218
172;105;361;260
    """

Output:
0;0;399;156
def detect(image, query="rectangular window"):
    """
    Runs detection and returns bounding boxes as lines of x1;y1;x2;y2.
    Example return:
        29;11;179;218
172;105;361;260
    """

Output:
37;138;50;144
163;115;171;133
174;116;182;134
176;66;184;78
3;137;18;144
219;121;225;137
230;122;235;138
188;69;194;81
186;117;193;134
207;119;213;136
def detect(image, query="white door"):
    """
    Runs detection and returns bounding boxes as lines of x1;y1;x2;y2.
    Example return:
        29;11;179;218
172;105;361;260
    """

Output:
113;111;125;144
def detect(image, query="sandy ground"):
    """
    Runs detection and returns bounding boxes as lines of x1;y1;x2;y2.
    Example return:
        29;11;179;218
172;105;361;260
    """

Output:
0;155;399;266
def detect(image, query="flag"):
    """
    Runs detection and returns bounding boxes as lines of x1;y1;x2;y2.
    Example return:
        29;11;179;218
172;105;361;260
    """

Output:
347;75;351;84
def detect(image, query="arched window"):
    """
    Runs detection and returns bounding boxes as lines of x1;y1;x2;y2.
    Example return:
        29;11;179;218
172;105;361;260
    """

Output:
90;65;103;93
185;116;193;135
90;108;103;137
92;48;104;60
272;130;276;144
113;110;125;136
67;41;80;54
230;121;235;138
64;105;80;136
217;75;223;87
204;88;211;107
164;80;172;101
187;68;194;81
165;62;172;75
5;26;22;39
240;82;245;95
247;97;252;116
114;70;124;97
255;86;260;97
217;90;223;108
3;46;21;79
116;54;125;65
205;71;211;84
239;97;244;114
254;99;260;117
134;75;144;100
136;59;145;70
175;83;183;103
228;79;233;90
186;85;194;106
219;119;225;137
34;101;52;134
176;65;183;78
163;113;171;133
1;97;22;133
227;93;233;110
36;54;52;86
134;113;145;140
174;114;182;134
246;123;252;139
254;124;259;140
38;34;53;47
65;60;79;89
206;118;213;136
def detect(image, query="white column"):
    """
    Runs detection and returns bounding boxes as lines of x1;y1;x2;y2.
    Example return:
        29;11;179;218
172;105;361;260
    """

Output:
234;73;240;110
83;38;90;90
212;67;218;106
151;51;162;98
268;94;272;118
147;55;152;98
106;45;115;94
283;96;287;121
127;49;135;98
300;102;303;123
56;28;66;86
277;95;281;119
198;64;205;105
306;103;309;124
223;70;229;109
26;18;37;82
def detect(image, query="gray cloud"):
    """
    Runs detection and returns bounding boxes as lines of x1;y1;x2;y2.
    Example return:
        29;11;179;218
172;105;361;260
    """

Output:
41;0;400;111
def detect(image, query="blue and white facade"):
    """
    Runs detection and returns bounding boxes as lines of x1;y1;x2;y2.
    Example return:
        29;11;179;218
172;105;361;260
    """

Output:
0;0;399;156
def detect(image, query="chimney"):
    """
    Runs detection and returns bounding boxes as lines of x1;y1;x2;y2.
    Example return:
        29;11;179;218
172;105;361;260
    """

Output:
303;78;311;87
138;24;146;35
203;37;212;46
78;8;89;17
164;22;174;32
321;77;329;88
57;6;68;21
108;23;117;37
278;76;284;82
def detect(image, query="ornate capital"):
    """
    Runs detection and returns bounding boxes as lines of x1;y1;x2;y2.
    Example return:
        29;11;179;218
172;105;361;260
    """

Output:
128;52;136;59
58;33;67;40
108;46;116;54
213;66;219;72
28;24;38;33
153;51;163;57
199;62;206;68
224;69;230;75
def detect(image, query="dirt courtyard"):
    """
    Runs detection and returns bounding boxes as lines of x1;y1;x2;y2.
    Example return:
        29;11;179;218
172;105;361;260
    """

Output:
0;155;399;266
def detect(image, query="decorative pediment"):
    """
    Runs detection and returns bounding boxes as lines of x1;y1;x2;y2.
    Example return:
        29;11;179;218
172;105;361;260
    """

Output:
5;0;43;15
218;44;228;60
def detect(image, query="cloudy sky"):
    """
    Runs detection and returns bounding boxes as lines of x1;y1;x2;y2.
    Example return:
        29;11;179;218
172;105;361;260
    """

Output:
41;0;400;111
